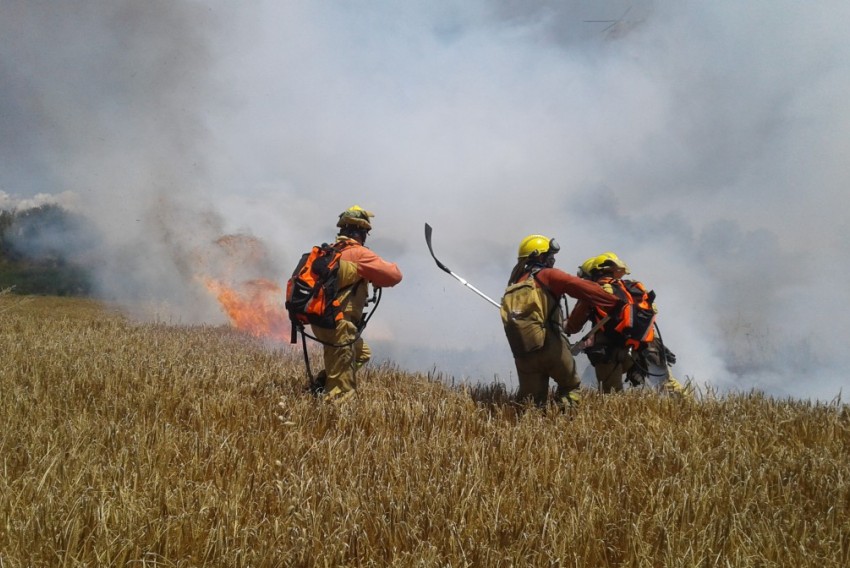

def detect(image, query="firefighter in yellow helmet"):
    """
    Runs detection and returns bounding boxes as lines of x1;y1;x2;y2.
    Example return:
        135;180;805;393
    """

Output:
310;206;402;402
566;252;687;396
500;235;620;408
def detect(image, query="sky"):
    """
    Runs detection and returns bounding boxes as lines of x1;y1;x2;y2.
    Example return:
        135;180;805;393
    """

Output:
2;0;849;401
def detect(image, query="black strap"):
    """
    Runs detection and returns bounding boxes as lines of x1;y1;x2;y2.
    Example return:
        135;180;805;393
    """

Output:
529;269;561;332
294;287;383;384
300;325;316;383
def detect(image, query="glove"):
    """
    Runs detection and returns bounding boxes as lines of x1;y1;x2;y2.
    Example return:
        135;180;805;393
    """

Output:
626;367;645;387
663;346;677;366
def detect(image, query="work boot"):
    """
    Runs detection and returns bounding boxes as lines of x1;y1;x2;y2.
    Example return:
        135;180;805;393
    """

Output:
556;388;581;411
323;386;356;404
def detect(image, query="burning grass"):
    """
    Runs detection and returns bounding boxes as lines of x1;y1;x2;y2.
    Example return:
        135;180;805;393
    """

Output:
1;296;848;567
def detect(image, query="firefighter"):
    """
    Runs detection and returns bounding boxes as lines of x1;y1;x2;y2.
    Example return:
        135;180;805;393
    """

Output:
501;235;620;408
566;252;686;395
310;206;402;402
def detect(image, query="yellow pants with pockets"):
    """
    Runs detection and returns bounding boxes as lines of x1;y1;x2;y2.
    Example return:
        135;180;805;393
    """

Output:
311;319;371;401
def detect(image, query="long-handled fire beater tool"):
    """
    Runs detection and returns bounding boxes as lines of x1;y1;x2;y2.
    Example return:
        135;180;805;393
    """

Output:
424;223;500;308
425;223;609;355
567;316;610;355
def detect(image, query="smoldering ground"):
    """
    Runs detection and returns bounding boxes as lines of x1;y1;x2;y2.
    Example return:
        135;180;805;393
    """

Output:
2;1;848;401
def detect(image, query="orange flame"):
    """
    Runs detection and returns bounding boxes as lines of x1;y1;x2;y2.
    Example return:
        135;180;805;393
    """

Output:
204;277;291;342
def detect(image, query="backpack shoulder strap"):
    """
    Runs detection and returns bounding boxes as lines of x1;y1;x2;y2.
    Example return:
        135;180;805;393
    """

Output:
329;240;366;300
529;267;550;295
331;238;360;252
530;268;562;326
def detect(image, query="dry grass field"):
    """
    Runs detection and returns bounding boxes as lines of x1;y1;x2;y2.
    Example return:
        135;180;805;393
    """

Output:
1;295;848;567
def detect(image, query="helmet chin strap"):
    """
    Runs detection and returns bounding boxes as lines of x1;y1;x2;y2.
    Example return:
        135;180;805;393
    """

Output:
525;253;555;270
339;226;369;243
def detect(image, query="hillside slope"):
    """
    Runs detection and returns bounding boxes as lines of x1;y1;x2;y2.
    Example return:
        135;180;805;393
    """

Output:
1;296;847;567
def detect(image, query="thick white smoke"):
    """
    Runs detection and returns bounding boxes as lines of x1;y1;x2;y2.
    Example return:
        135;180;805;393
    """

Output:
2;1;848;401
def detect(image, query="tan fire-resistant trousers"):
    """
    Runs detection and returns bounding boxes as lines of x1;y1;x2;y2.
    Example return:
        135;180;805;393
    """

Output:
595;337;688;396
311;319;371;401
514;331;581;406
592;347;632;393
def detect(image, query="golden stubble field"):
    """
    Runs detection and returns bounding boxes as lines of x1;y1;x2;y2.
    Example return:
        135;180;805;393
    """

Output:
1;295;848;567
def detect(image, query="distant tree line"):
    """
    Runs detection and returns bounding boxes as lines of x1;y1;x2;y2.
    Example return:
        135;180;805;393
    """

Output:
0;204;95;296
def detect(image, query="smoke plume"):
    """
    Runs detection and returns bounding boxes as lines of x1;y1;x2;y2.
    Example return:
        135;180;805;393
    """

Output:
2;0;848;400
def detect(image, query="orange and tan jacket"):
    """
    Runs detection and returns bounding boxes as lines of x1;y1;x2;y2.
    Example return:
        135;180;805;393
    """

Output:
565;277;622;336
335;237;402;320
512;267;620;328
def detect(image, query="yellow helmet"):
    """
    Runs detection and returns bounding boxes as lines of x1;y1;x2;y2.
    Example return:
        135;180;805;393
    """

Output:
598;251;629;273
517;234;560;260
578;254;605;278
578;251;630;278
336;205;374;230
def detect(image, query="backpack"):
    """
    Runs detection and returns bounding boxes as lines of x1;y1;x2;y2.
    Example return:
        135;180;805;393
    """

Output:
598;278;657;350
285;242;351;339
500;271;557;358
